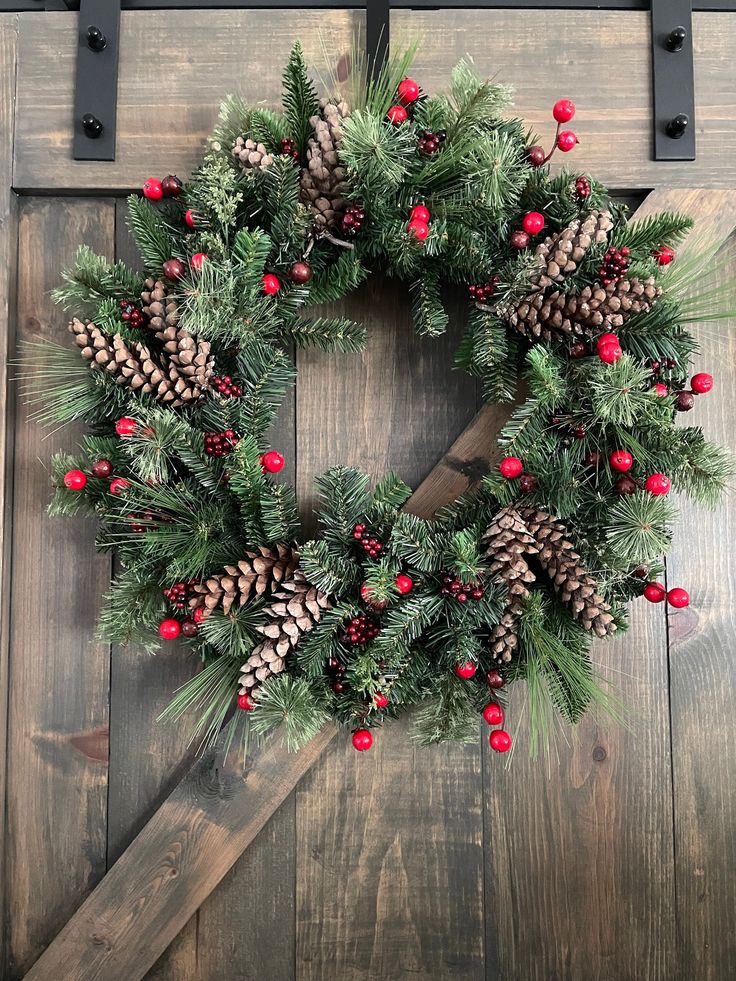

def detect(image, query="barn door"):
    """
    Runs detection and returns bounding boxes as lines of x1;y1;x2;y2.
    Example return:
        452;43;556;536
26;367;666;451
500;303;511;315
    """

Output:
1;8;736;981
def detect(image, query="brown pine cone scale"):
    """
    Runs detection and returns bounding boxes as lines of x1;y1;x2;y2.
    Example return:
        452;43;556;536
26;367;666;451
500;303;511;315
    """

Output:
190;545;300;618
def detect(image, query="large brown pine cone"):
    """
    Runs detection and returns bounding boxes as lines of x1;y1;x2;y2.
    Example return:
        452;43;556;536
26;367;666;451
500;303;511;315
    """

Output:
69;318;212;407
239;570;331;694
232;136;274;172
299;98;350;229
140;278;179;334
532;211;614;288
190;545;300;619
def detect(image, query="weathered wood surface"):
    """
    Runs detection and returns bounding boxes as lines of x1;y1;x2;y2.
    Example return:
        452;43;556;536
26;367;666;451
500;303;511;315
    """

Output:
12;10;736;192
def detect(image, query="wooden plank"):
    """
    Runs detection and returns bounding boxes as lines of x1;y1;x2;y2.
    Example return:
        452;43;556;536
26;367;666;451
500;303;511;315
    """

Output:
481;189;736;981
5;198;115;979
13;10;362;192
0;13;18;980
22;381;500;981
295;283;486;978
394;9;736;190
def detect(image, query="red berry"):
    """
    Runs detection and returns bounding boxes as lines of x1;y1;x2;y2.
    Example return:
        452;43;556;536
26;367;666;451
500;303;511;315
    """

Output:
667;587;690;609
115;416;137;437
63;469;87;491
360;583;388;611
499;456;523;479
161;175;182;198
184;209;196;229
522;211;545;235
486;670;504;689
519;473;538;493
410;204;430;224
526;145;546;167
397;77;420;105
374;692;389;708
193;606;205;624
510;230;530;250
237;692;256;711
652;383;669;397
181;618;198;638
557;130;578;152
598;341;622;364
159;618;181;640
553;98;576;123
395;573;413;595
454;661;477;679
645;473;671;496
482;702;504;726
191;252;207;272
653;245;675;266
691;372;713;394
489;729;512;753
643;581;667;603
162;258;186;281
289;261;312;284
408;219;429;241
109;477;130;496
387;105;408;125
609;450;633;473
142;178;163;201
596;332;620;350
352;729;373;751
262;273;280;296
260;450;285;473
91;459;113;478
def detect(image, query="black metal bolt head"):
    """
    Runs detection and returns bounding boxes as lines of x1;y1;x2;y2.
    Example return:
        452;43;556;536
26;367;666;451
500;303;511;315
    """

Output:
665;26;687;52
86;25;107;51
666;113;689;139
81;113;104;139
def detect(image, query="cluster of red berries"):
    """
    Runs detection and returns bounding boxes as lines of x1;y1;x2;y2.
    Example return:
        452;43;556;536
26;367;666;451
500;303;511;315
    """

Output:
607;449;672;496
352;523;383;558
326;654;348;693
163;579;200;612
63;453;132;496
498;456;537;494
386;77;421;127
342;614;381;646
142;175;182;201
159;616;198;641
643;582;690;608
468;277;499;304
595;331;623;364
439;571;485;603
510;211;545;251
526;98;579;168
119;299;147;329
673;371;714;413
453;668;511;752
575;175;591;200
339;203;365;237
599;246;630;286
407;203;431;242
211;374;243;398
280;137;299;160
204;430;239;458
417;128;447;155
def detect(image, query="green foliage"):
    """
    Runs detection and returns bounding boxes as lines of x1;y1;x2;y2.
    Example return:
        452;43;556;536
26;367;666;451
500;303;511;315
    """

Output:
281;41;320;155
250;675;330;751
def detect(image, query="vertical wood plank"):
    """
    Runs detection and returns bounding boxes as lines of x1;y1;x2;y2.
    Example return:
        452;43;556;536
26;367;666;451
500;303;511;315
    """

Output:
5;198;115;978
0;13;19;980
295;283;486;979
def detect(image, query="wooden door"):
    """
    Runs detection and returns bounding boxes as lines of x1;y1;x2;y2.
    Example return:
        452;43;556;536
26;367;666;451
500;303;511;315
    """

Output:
1;8;736;981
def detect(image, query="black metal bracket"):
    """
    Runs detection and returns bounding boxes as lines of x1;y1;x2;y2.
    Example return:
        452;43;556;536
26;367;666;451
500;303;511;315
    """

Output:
72;0;121;160
366;0;390;84
651;0;695;161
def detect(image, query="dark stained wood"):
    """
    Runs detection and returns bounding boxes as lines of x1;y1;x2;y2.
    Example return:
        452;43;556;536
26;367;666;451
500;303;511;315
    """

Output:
295;282;486;979
13;10;363;192
5;198;115;979
0;13;18;976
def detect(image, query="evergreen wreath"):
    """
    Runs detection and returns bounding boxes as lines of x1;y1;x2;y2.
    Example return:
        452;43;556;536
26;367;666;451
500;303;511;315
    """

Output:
32;44;733;757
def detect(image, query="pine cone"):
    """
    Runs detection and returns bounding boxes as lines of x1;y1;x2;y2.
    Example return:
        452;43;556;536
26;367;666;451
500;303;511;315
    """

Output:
232;136;274;171
299;98;350;229
532;211;614;288
518;506;616;637
505;277;661;342
140;278;180;333
69;318;212;407
239;570;331;694
190;545;300;618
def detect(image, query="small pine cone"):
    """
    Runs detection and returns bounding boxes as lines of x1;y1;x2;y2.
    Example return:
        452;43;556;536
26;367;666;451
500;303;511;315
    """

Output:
481;507;539;600
519;506;616;637
238;570;331;693
299;98;350;229
232;136;274;171
157;324;214;395
488;605;521;664
140;278;179;333
532;210;614;288
191;545;300;619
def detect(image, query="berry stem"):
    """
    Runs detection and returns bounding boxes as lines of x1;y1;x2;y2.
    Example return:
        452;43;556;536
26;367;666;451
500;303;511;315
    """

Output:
543;122;562;164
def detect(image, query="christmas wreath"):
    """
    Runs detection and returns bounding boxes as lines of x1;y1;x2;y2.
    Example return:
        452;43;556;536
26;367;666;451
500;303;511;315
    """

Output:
34;44;732;757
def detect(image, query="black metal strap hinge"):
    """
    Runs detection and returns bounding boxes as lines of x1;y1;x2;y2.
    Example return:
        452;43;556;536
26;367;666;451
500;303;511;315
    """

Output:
366;0;390;84
73;0;121;160
651;0;695;161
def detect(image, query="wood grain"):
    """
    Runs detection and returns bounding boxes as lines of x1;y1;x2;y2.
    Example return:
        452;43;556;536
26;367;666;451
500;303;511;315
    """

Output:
394;9;736;190
13;10;362;191
5;198;115;979
0;13;18;978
